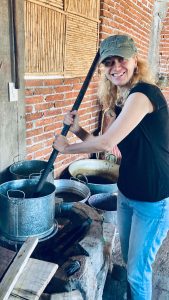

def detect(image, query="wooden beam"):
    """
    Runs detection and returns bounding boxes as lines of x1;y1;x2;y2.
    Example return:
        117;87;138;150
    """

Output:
0;246;16;281
50;290;83;300
9;258;58;300
40;290;83;300
0;237;38;300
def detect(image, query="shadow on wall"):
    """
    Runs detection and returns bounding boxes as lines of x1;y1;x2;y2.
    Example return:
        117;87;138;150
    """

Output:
0;167;13;184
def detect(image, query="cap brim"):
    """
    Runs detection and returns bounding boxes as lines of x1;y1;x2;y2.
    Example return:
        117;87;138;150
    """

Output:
99;49;135;63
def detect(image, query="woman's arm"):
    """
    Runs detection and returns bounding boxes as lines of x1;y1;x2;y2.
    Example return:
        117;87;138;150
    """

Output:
54;92;153;154
63;110;92;141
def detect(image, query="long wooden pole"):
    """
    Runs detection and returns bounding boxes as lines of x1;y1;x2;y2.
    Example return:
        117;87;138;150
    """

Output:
33;50;100;196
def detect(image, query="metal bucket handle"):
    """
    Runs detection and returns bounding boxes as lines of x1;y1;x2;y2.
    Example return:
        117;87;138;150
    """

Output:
29;168;45;179
7;189;25;200
29;172;41;179
13;153;26;163
71;174;88;184
70;176;86;185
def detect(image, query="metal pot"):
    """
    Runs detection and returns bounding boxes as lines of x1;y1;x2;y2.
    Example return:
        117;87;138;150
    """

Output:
88;193;118;224
9;160;54;183
68;159;119;195
0;179;56;241
54;179;91;203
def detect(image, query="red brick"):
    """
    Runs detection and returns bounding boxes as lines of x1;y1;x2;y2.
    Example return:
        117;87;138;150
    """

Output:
27;143;44;153
26;122;33;130
25;80;44;87
35;117;55;127
34;103;54;111
26;106;33;113
64;91;78;99
25;89;34;96
43;79;63;86
43;109;62;117
63;78;81;85
35;148;52;158
54;85;73;93
27;154;33;160
34;132;54;142
45;94;64;102
26;128;43;138
44;124;58;132
26;112;43;122
26;139;32;146
72;83;82;90
33;88;55;95
26;96;44;104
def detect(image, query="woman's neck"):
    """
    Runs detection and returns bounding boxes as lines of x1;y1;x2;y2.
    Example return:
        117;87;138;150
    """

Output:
118;84;131;98
117;86;131;99
116;84;134;107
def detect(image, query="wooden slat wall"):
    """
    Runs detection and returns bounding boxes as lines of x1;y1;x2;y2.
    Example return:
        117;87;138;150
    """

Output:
64;0;100;20
65;13;98;77
29;0;64;10
24;0;99;77
25;1;65;75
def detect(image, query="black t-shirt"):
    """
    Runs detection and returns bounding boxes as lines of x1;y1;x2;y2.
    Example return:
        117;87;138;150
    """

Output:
115;82;169;202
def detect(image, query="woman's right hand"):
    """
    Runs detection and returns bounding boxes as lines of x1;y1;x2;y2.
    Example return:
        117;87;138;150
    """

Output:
63;110;80;133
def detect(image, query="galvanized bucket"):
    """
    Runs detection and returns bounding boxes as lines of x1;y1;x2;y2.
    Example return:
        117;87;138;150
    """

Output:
54;179;91;203
9;160;54;183
88;193;118;224
0;179;56;241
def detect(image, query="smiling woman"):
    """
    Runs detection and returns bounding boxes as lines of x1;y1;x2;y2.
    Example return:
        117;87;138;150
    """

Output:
53;34;169;300
103;56;137;87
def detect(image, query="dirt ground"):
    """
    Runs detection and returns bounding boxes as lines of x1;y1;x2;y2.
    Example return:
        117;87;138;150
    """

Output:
103;226;169;300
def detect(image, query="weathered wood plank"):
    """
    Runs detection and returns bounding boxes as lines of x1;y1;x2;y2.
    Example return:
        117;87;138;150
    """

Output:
50;290;83;300
9;258;58;300
0;246;16;281
0;237;38;300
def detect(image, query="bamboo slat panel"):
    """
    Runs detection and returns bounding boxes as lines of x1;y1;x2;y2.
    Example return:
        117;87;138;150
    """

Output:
25;1;65;74
27;0;64;10
64;13;98;77
64;0;100;20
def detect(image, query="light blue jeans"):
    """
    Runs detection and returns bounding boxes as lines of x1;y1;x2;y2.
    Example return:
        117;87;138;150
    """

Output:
117;190;169;300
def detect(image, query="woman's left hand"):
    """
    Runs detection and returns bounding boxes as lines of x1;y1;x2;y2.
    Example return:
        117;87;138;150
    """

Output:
53;135;69;154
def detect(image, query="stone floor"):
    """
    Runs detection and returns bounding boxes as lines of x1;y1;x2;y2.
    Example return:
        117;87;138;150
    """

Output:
103;219;169;300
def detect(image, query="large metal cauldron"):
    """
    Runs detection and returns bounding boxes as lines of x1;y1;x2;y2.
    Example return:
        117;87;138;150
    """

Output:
9;160;54;183
68;159;119;195
0;179;56;241
54;179;91;203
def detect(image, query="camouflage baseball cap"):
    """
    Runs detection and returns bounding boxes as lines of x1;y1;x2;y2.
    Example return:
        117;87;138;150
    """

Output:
99;35;137;63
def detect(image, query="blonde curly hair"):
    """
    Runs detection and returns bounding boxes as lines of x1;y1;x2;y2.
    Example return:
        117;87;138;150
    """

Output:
97;57;155;111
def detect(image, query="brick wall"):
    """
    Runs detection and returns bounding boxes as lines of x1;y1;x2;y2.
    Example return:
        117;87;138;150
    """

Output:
25;75;100;177
159;6;169;101
100;0;154;56
25;0;169;177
